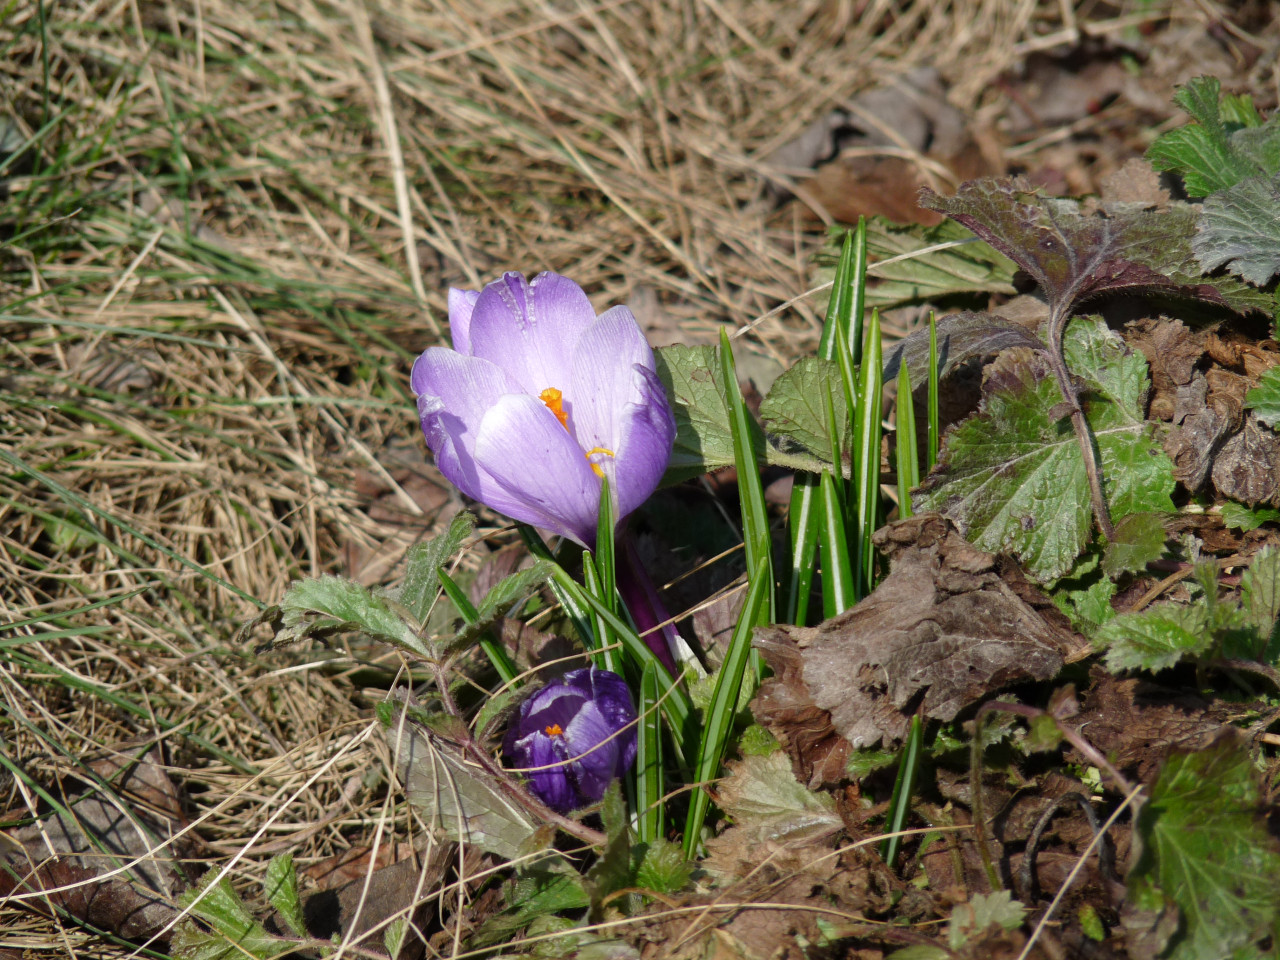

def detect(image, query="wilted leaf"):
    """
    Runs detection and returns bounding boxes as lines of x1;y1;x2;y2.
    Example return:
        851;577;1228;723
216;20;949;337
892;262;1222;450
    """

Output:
1128;735;1280;959
1102;512;1168;578
396;512;475;623
759;357;848;462
1245;365;1280;428
1146;77;1274;197
1094;603;1211;672
714;752;841;843
882;310;1044;393
919;177;1269;318
277;576;429;658
389;715;538;861
753;515;1086;771
916;317;1175;581
1194;173;1280;286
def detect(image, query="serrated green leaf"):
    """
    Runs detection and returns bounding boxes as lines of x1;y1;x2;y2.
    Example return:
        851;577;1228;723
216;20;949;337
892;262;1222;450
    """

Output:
586;781;633;909
1094;602;1210;672
1147;77;1267;197
397;512;475;624
846;746;899;779
915;317;1175;581
1128;737;1280;959
1245;366;1280;428
1026;714;1063;753
815;217;1017;310
389;716;537;861
264;853;305;938
1052;568;1117;635
633;838;694;894
947;890;1027;949
1194;173;1280;286
1221;502;1280;532
1103;512;1168;578
472;864;590;948
447;560;555;650
759;357;848;460
715;751;841;843
384;917;409;959
175;874;280;960
278;575;429;657
1242;546;1280;637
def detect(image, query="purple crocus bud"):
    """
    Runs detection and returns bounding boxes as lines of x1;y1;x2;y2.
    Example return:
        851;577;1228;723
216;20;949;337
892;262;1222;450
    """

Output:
503;667;637;814
411;272;676;550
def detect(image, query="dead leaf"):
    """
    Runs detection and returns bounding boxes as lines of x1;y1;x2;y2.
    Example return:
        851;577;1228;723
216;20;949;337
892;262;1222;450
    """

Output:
753;515;1086;785
1212;415;1280;507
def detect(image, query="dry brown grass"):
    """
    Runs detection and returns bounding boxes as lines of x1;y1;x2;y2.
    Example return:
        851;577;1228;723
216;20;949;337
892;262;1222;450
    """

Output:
0;0;1231;954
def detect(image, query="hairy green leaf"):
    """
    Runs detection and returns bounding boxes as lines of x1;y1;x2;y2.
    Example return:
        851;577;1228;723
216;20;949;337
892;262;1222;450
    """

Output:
1094;603;1210;672
948;890;1027;950
1241;546;1280;637
1245;366;1280;428
633;838;694;894
277;576;429;658
759;357;849;460
1194;173;1280;285
264;853;305;939
915;317;1175;581
396;512;475;623
1146;76;1280;197
473;863;590;949
173;874;281;960
389;714;537;861
1051;556;1117;635
919;177;1269;318
714;751;841;843
447;560;555;650
1102;512;1168;578
1220;502;1280;532
1128;737;1280;959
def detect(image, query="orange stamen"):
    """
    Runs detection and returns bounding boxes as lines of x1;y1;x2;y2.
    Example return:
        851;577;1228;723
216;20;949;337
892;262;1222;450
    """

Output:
539;387;570;430
584;446;616;479
544;723;563;736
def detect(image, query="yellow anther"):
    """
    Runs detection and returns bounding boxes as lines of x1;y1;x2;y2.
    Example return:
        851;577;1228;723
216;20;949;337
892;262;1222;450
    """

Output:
584;446;616;479
539;387;570;430
544;723;563;736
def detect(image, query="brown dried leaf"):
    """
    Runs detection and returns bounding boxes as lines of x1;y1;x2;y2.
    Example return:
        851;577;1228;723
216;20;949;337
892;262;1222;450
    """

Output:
1212;416;1280;507
753;515;1086;784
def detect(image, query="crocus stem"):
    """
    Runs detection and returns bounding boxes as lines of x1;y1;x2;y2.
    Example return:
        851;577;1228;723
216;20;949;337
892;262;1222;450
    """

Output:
615;535;682;678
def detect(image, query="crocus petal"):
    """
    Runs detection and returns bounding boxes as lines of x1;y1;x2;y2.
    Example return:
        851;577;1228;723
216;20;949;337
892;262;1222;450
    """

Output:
447;288;480;355
474;394;602;547
566;306;656;452
411;348;522;503
468;272;598;396
512;731;577;814
564;668;637;776
611;365;678;520
563;701;622;803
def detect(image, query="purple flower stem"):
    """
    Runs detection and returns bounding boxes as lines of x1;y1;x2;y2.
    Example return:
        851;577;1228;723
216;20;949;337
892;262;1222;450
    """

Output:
615;534;683;678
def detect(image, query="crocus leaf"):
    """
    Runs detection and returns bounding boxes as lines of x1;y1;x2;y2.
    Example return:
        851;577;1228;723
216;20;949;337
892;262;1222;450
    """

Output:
759;357;848;460
390;716;538;861
1146;76;1272;197
1193;173;1280;285
1244;364;1280;429
918;177;1269;318
1220;501;1280;532
1102;512;1167;578
1093;602;1210;672
814;217;1017;310
276;576;430;658
396;512;475;624
914;317;1176;582
1128;736;1280;960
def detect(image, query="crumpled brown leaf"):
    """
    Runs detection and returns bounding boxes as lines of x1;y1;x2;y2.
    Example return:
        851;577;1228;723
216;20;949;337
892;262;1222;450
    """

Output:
752;515;1087;786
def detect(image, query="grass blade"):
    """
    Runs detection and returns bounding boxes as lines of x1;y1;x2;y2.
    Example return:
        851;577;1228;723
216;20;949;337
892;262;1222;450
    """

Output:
852;308;884;595
438;568;519;685
683;554;771;858
896;360;920;519
719;328;775;628
635;661;664;845
879;713;924;868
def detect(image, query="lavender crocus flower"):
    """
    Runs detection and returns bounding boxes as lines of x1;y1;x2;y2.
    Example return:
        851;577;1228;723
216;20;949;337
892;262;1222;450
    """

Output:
503;667;637;813
411;272;676;551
